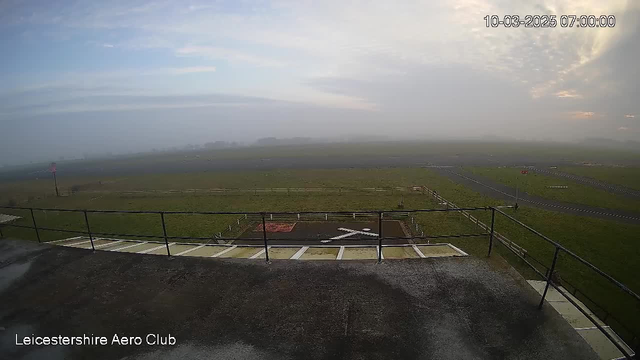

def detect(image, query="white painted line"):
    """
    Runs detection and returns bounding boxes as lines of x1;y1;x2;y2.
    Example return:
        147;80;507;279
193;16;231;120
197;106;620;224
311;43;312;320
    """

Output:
291;246;309;260
575;326;610;331
111;242;148;252
326;232;357;241
337;228;379;237
250;247;270;259
95;240;123;249
139;243;175;254
447;243;469;256
323;228;380;242
175;245;204;256
49;236;83;244
412;245;426;258
337;246;345;260
67;240;91;247
100;237;145;243
211;245;237;258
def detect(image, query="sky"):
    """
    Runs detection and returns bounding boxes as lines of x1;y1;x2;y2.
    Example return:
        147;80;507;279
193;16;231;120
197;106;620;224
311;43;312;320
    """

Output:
0;0;639;165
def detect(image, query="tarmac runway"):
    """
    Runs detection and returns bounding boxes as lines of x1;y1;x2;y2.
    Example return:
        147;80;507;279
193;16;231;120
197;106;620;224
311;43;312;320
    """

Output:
526;167;640;199
432;167;640;224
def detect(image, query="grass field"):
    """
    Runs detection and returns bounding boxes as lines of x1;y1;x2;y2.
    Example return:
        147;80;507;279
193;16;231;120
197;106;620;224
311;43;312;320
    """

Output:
85;141;640;164
3;140;640;183
407;169;640;343
466;166;640;212
559;166;640;191
1;167;639;343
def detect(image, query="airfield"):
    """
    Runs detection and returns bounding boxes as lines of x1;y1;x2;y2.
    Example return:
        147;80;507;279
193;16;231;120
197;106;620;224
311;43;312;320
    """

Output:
1;141;639;359
3;141;640;182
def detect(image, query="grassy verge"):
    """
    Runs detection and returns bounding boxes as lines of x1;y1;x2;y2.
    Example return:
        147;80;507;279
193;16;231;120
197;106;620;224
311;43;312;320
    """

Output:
0;168;444;204
418;169;640;342
559;166;640;191
466;166;640;212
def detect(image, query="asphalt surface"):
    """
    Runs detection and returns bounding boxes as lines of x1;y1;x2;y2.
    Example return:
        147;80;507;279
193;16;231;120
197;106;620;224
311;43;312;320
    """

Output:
433;168;640;224
527;167;640;199
0;238;597;360
235;220;409;245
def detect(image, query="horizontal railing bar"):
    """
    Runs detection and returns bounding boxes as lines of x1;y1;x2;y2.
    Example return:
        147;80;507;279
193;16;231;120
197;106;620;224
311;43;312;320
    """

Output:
89;231;164;239
496;238;547;280
551;283;634;359
165;235;219;241
0;205;492;215
494;208;640;303
209;233;491;242
36;226;88;235
1;223;37;229
559;280;636;342
379;233;490;240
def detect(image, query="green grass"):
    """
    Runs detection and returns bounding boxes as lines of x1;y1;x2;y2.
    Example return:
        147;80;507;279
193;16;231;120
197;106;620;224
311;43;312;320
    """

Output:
0;190;435;242
560;166;640;191
0;168;467;205
415;169;640;342
3;140;640;180
466;166;640;212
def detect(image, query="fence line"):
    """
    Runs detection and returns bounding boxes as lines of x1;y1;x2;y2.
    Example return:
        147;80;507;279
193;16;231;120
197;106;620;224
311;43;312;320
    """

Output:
419;185;638;358
29;186;432;198
0;199;637;357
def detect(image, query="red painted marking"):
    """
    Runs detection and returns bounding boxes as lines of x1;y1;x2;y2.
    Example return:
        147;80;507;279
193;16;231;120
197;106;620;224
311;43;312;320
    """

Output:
256;223;296;233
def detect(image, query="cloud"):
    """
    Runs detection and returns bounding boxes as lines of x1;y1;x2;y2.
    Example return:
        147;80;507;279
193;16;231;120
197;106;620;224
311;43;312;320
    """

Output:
554;90;582;99
166;66;216;75
7;0;632;96
176;46;286;67
618;126;629;131
625;114;635;118
0;92;282;118
568;111;596;120
1;0;639;150
102;43;114;48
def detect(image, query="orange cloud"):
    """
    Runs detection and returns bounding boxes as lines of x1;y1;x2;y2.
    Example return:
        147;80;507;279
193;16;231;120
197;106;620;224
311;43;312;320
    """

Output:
568;111;596;120
555;90;581;99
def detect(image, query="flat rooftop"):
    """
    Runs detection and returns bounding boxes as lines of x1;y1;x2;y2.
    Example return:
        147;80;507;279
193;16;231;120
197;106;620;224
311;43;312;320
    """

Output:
0;239;597;360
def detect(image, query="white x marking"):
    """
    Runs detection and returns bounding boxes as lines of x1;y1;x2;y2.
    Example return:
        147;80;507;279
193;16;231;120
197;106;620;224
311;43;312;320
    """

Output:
321;227;379;243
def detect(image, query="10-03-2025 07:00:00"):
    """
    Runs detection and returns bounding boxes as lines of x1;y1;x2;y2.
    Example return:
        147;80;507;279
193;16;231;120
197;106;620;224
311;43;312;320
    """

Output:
484;15;616;28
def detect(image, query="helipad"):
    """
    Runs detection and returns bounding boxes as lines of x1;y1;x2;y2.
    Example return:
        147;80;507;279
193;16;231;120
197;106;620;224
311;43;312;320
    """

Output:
49;236;468;260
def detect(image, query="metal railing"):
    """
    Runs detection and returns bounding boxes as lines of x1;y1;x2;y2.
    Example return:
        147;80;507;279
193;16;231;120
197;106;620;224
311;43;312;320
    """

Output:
0;203;637;358
421;185;639;358
0;205;493;264
493;208;638;359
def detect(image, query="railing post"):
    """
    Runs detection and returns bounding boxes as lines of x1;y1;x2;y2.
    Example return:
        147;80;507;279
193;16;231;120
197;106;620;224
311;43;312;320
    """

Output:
261;213;270;262
377;211;383;263
0;225;3;238
487;207;496;256
30;208;41;243
83;210;95;251
538;247;561;309
160;212;170;257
